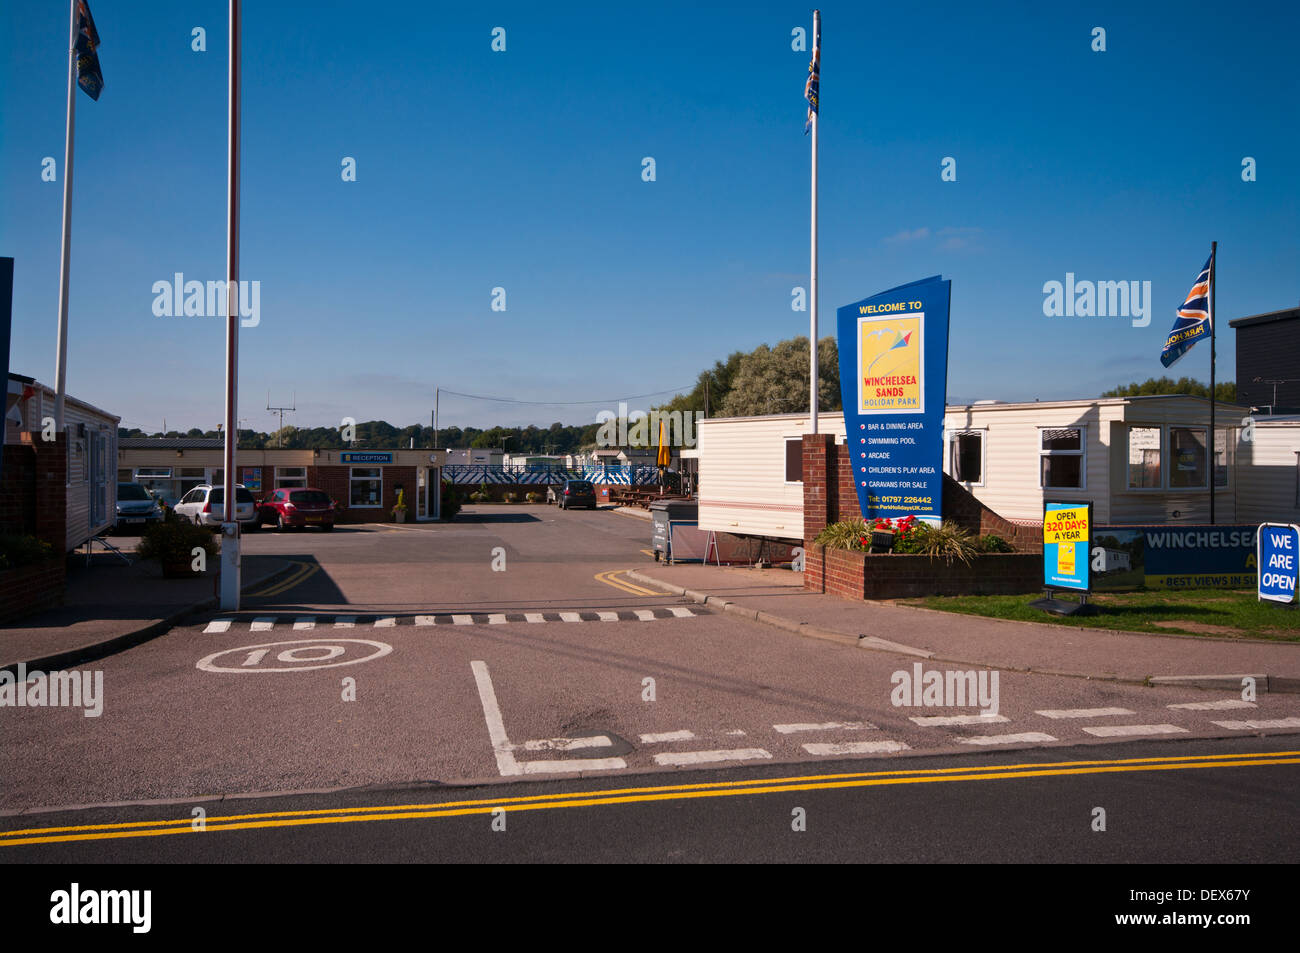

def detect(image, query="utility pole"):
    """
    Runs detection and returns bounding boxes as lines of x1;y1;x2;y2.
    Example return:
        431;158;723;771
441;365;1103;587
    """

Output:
266;390;296;447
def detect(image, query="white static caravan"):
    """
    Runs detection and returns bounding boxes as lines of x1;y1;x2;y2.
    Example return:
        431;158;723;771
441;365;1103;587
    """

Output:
944;395;1250;526
697;413;845;542
1235;415;1300;525
6;373;119;551
696;395;1256;542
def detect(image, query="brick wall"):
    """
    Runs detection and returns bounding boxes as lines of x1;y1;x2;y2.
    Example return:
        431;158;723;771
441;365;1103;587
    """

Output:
0;560;65;625
306;465;418;523
0;433;68;622
801;434;1043;599
805;543;1040;599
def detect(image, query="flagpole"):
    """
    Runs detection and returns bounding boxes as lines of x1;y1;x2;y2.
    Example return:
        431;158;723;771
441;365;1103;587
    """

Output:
220;0;242;609
1209;240;1217;525
53;0;78;431
809;9;820;434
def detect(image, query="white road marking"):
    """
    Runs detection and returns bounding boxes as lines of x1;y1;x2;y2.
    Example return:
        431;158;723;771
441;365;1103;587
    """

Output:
653;748;772;767
724;729;747;736
1168;699;1257;711
668;607;694;618
250;617;275;631
638;730;696;744
559;611;582;623
292;617;315;630
203;620;232;634
774;721;873;734
520;736;612;751
633;609;656;621
524;613;545;624
597;611;619;622
470;660;521;777
333;617;355;628
1210;717;1300;730
522;758;626;774
910;714;1009;726
452;614;474;626
373;617;397;628
1082;724;1189;737
488;614;508;625
802;740;910;755
413;616;437;626
1035;707;1134;719
958;732;1057;746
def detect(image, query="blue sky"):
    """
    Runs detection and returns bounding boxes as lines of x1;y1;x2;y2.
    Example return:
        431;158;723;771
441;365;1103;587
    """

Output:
2;1;1296;433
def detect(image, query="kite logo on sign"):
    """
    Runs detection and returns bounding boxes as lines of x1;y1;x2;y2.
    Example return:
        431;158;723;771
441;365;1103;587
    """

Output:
858;314;923;414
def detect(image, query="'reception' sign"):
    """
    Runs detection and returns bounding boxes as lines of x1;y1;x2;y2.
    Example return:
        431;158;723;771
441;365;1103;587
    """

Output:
837;276;950;524
1044;501;1091;591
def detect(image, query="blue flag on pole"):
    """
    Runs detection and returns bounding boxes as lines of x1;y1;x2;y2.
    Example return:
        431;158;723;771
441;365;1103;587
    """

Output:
75;0;104;101
1160;249;1213;368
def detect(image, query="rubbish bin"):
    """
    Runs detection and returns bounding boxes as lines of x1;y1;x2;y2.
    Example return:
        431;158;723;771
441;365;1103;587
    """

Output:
650;498;699;563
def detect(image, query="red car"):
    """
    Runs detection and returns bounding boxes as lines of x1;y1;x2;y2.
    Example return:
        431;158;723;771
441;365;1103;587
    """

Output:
257;487;336;531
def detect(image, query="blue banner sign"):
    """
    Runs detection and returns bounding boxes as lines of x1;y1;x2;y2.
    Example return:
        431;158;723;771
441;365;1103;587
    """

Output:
341;452;393;464
1258;522;1300;604
837;275;950;524
1044;501;1091;591
1091;524;1259;590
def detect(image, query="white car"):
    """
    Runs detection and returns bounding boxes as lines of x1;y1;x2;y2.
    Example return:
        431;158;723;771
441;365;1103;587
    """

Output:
173;484;258;529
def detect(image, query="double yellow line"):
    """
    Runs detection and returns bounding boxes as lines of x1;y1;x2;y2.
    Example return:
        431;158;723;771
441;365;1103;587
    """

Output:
245;560;319;598
2;751;1294;848
594;568;659;596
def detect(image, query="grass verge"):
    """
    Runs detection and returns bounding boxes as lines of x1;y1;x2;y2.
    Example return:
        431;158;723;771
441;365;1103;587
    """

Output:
903;588;1300;641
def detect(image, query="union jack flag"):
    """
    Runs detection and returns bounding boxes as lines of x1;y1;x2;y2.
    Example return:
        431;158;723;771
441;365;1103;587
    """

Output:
1160;249;1213;368
804;15;820;134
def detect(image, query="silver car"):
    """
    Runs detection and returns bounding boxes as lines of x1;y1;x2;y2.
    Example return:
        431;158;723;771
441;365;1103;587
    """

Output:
173;484;258;528
115;482;164;529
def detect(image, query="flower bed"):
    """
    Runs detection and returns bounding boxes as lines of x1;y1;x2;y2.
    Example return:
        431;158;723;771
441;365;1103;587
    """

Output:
804;542;1040;600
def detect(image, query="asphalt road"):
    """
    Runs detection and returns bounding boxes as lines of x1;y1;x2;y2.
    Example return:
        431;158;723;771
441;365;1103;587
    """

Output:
4;504;1298;867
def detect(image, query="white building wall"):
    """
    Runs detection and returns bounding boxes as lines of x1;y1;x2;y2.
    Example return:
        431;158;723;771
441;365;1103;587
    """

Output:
1236;420;1300;524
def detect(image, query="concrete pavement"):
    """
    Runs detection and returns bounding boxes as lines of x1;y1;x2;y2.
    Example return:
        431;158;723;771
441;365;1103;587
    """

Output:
0;547;293;673
628;563;1300;692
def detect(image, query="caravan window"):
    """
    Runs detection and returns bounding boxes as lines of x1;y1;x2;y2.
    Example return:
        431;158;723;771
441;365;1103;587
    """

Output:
1169;428;1208;489
785;438;803;483
1126;426;1161;488
1040;427;1084;489
949;431;984;485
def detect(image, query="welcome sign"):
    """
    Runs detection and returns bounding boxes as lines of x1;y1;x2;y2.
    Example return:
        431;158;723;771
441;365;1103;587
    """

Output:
837;276;950;523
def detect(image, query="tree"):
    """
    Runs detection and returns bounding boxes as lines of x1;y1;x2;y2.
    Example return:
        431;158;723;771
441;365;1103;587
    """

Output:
654;350;747;417
718;336;840;417
1101;377;1235;403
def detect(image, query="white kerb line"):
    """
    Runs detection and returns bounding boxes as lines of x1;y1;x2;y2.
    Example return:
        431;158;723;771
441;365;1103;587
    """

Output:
470;660;521;777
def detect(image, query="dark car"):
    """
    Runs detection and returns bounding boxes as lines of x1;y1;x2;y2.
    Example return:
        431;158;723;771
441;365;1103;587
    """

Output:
553;478;596;510
258;487;337;531
115;482;164;530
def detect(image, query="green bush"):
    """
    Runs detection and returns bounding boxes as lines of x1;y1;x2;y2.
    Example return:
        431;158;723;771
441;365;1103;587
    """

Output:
813;519;872;551
503;491;517;503
898;521;980;564
441;481;462;520
0;534;56;571
814;518;981;564
525;491;540;503
977;533;1014;553
136;519;219;566
469;491;487;503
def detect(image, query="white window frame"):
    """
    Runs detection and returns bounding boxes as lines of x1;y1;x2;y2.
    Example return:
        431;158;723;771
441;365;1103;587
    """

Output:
1039;426;1086;490
946;429;987;487
276;466;308;489
1124;424;1164;492
134;467;173;479
783;436;803;484
350;467;383;508
1167;426;1210;491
